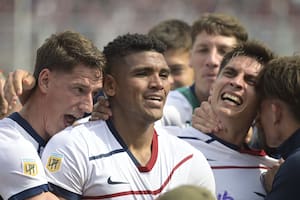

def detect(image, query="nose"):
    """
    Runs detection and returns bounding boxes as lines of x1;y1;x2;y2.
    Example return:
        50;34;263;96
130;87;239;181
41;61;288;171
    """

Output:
149;74;164;89
230;74;243;89
206;49;222;68
78;93;94;114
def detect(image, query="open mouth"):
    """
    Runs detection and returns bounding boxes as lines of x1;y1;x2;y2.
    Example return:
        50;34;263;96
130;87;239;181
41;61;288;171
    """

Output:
64;114;78;126
221;93;242;106
146;96;163;102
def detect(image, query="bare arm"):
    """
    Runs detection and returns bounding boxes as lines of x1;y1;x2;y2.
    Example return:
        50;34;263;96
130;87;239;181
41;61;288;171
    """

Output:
25;191;60;200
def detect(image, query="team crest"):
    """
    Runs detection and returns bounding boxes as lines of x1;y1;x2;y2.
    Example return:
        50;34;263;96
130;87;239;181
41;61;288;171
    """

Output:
22;159;38;176
46;153;63;173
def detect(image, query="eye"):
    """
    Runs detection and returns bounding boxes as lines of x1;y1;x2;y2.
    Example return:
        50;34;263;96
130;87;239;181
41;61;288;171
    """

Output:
222;68;235;77
170;65;184;76
73;86;85;95
218;47;233;56
196;48;208;54
134;70;148;77
160;70;170;79
246;77;257;86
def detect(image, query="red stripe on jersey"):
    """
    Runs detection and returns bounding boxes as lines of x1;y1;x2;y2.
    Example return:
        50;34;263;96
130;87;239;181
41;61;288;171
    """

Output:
212;165;269;170
139;131;158;172
81;154;194;199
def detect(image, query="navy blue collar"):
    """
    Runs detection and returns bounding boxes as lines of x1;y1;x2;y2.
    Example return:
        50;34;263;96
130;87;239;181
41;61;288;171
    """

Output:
207;133;242;151
278;128;300;159
8;112;47;150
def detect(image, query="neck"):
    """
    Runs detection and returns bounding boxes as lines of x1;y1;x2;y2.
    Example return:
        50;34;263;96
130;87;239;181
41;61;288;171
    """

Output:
195;87;209;103
110;106;156;166
19;91;49;141
213;116;250;147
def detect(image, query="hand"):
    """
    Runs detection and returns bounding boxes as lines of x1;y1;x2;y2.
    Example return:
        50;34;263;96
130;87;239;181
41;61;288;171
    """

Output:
0;73;22;119
262;159;284;193
4;69;36;106
90;95;112;121
192;101;223;133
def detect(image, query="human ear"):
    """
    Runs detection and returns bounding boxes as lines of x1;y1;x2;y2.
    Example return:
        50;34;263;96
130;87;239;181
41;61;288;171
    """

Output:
271;102;282;126
38;68;50;94
103;74;116;97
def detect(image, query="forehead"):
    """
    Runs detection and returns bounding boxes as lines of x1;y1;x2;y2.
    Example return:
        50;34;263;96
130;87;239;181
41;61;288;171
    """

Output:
164;49;190;64
55;64;103;86
123;51;168;69
193;31;238;47
223;56;262;74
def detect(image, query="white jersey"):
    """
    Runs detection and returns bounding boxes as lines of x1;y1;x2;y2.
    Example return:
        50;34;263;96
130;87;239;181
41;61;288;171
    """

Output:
0;113;49;200
41;120;216;200
164;126;278;200
160;86;199;127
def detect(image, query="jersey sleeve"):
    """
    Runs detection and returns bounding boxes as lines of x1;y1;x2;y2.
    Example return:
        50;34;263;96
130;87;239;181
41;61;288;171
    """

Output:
0;138;49;200
188;148;216;197
41;128;87;199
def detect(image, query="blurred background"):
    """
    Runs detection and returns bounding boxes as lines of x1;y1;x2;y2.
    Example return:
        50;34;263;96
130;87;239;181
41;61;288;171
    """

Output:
0;0;299;74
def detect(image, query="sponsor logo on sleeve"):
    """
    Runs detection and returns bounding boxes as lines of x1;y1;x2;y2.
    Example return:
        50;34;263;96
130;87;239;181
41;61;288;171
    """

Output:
46;153;63;173
22;159;38;176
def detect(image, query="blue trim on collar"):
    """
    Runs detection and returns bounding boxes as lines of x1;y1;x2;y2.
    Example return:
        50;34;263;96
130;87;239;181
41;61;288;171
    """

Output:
207;133;241;151
8;112;47;149
105;118;141;166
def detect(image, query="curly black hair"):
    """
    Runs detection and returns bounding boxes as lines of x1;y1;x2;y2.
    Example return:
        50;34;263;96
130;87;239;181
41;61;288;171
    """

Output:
103;33;166;74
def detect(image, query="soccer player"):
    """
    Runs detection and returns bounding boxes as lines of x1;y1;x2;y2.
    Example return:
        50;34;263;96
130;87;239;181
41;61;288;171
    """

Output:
148;19;194;89
0;31;105;200
41;33;215;199
160;13;248;127
256;56;300;199
164;40;278;199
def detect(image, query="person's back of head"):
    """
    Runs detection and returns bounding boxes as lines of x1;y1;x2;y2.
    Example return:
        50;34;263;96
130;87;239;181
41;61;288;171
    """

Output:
191;12;248;45
148;19;192;52
220;40;276;73
103;33;166;74
33;30;106;85
157;185;216;200
257;55;300;122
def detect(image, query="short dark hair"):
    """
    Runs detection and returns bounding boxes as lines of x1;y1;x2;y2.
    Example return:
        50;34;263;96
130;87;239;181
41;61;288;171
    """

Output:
148;19;192;52
103;33;166;74
256;56;300;121
34;30;106;80
191;13;248;45
220;40;276;73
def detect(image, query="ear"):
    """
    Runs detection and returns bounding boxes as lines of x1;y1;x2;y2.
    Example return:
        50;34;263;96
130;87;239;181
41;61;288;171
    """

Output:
38;69;51;94
103;74;116;97
271;101;282;126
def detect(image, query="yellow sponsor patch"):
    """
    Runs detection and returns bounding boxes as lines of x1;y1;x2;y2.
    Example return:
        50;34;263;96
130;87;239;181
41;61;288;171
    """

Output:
46;153;63;173
22;159;38;176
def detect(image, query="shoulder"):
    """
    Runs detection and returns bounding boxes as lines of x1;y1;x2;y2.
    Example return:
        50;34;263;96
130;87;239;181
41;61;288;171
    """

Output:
165;90;188;105
48;120;107;145
0;118;22;141
281;150;300;173
0;136;40;167
156;127;206;156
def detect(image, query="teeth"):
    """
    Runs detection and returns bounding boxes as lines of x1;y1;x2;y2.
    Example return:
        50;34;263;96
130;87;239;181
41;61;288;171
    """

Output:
222;93;241;105
148;96;162;101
